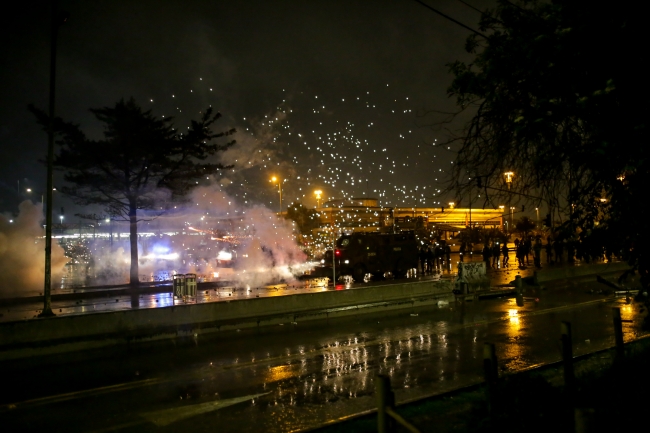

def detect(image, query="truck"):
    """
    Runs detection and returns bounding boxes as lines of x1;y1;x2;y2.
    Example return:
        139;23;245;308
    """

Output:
321;232;419;281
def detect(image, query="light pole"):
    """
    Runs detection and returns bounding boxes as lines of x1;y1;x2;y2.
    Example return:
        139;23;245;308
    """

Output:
535;207;539;227
499;205;505;229
271;176;282;213
40;2;68;318
315;190;322;208
106;217;113;247
504;171;514;236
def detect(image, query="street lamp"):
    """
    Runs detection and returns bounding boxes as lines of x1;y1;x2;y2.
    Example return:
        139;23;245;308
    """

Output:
315;190;322;208
504;172;514;236
499;205;505;230
40;4;69;318
270;176;283;213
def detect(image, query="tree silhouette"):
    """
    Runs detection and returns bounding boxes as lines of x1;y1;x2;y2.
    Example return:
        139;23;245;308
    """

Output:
442;0;648;292
30;98;235;286
285;202;321;236
515;216;536;238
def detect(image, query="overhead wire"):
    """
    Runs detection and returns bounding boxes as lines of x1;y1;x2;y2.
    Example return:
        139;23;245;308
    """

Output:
412;0;488;38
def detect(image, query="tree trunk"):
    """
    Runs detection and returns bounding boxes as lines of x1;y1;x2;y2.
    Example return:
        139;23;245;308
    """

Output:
129;201;139;287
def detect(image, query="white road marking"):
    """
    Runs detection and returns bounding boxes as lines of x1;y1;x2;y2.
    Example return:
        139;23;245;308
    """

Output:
139;392;269;426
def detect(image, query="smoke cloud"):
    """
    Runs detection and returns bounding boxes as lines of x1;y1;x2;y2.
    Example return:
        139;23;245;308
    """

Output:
80;182;307;288
189;183;307;287
0;201;67;296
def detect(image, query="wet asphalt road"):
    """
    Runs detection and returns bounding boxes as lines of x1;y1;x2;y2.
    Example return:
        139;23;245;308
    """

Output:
1;276;646;433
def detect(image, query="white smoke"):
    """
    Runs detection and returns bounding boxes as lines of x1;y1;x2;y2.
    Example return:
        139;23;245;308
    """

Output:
80;182;307;288
190;183;307;287
0;201;67;296
221;110;287;168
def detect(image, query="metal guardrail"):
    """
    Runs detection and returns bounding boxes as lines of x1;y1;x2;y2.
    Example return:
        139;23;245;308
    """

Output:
373;306;632;432
376;374;422;433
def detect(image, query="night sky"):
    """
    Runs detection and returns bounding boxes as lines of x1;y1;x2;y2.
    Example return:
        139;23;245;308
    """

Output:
0;0;491;216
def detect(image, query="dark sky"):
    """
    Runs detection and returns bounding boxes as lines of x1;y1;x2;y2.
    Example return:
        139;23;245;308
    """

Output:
0;0;491;215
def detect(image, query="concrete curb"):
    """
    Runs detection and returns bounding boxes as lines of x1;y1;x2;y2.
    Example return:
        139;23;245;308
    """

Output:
0;279;454;361
535;261;631;284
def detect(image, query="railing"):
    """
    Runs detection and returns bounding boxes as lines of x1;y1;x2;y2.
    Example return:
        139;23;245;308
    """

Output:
374;306;629;432
375;375;422;433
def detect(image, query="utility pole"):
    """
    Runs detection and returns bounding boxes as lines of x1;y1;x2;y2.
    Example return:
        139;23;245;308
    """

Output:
331;207;336;287
504;172;514;238
40;1;67;318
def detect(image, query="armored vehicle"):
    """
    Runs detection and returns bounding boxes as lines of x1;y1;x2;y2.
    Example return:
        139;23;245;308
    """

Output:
330;232;419;281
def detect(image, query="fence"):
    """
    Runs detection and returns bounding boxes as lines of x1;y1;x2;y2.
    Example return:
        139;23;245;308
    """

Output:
374;306;629;432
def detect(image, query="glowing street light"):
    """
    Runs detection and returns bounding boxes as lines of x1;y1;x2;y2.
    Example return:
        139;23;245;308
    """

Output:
504;171;514;187
504;172;515;235
270;176;283;213
448;202;455;209
315;190;322;208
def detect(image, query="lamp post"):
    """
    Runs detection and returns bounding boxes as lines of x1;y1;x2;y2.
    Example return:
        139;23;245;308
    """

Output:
499;205;505;229
271;176;282;213
315;190;322;208
504;171;514;236
40;2;68;318
106;217;113;247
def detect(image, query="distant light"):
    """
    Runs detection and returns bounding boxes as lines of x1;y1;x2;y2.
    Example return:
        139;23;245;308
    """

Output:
217;251;232;261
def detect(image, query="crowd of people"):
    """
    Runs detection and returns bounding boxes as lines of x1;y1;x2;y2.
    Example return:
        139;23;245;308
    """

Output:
416;232;620;276
430;231;612;272
418;242;452;274
476;235;618;271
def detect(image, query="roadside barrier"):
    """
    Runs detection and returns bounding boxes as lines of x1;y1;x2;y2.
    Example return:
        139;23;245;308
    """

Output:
375;375;422;433
373;310;634;432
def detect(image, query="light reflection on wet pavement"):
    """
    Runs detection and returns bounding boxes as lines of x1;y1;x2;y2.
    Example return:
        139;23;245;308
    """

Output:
1;276;646;433
0;252;537;322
